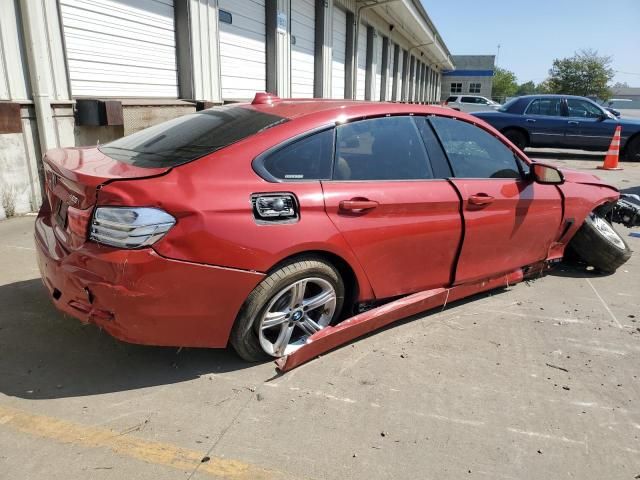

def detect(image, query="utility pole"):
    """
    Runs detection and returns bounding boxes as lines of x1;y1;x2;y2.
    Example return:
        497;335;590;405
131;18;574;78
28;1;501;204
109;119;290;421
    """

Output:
496;43;501;67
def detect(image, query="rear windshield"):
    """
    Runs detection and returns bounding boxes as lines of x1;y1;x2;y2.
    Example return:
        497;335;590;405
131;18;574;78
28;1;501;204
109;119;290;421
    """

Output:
98;105;287;168
498;97;519;112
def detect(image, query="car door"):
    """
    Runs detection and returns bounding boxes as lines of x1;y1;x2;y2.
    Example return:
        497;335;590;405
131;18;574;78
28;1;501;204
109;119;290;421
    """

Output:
322;115;462;299
521;97;567;147
460;96;481;112
564;98;618;150
428;116;563;284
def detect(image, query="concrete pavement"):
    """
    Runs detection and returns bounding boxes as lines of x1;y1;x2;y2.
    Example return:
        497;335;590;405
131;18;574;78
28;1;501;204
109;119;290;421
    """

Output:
0;154;639;479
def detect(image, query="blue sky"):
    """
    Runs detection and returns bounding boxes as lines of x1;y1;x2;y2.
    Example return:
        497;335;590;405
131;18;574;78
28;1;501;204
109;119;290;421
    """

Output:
422;0;640;86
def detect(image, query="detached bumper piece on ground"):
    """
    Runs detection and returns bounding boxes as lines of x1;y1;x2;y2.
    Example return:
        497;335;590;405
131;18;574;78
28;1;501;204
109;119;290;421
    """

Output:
276;267;533;372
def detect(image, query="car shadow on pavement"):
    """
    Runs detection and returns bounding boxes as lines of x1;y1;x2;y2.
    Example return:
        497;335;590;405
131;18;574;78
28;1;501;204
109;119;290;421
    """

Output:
0;279;253;400
547;260;614;279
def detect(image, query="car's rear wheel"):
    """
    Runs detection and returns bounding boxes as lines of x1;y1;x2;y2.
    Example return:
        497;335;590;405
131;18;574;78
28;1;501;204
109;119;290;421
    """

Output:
502;129;528;151
568;212;632;274
230;257;344;362
624;135;640;162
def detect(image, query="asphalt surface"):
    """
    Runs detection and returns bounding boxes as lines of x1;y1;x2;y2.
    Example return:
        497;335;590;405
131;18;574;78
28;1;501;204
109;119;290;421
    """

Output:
1;153;639;480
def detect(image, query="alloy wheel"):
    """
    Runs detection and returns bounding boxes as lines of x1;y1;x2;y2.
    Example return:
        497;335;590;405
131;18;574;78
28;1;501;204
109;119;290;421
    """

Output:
590;213;625;250
258;277;337;357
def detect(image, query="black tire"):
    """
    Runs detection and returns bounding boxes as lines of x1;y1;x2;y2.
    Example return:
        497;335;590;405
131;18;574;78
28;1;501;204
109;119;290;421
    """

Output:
568;212;632;274
503;129;528;151
624;135;640;162
230;257;345;362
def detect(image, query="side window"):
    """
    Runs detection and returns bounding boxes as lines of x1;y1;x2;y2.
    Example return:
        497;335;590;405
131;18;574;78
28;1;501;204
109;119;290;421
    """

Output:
461;96;475;103
334;116;434;181
525;98;562;116
567;99;603;118
261;129;333;180
429;116;521;179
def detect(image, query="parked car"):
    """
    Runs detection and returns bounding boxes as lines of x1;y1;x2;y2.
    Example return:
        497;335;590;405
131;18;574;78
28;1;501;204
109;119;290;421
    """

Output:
472;94;640;161
443;95;501;112
35;95;631;362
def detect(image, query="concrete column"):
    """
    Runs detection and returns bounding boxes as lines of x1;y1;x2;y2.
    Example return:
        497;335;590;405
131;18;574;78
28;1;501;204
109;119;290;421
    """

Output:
380;36;389;101
175;0;222;103
408;55;415;103
345;10;355;99
401;50;408;102
314;0;332;98
391;44;399;102
266;0;291;97
364;26;374;101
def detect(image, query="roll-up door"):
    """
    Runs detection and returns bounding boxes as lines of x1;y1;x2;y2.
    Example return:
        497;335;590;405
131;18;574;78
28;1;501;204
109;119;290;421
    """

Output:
355;23;367;100
374;32;383;101
219;0;266;100
60;0;178;97
331;7;347;99
386;41;395;101
291;0;315;98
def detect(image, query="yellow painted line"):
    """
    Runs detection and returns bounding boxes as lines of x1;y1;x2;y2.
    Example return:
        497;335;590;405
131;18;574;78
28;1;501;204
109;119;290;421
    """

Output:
0;405;288;479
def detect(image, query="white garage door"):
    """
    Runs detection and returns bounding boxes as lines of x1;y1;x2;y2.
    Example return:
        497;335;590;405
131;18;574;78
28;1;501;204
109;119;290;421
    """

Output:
219;0;266;100
396;49;404;101
331;7;347;99
374;33;383;101
386;41;395;101
60;0;178;97
291;0;315;98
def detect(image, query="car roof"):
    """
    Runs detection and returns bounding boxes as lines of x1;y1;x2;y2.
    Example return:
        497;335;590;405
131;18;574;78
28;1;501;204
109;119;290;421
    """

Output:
239;98;465;122
516;94;595;100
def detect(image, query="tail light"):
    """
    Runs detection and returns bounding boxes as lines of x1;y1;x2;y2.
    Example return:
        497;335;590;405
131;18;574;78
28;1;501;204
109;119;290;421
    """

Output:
444;100;449;105
89;207;176;249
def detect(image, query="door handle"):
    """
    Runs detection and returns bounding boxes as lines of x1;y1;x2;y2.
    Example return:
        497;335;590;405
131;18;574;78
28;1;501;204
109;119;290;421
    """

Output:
567;121;579;126
468;193;495;206
339;199;379;211
526;118;536;123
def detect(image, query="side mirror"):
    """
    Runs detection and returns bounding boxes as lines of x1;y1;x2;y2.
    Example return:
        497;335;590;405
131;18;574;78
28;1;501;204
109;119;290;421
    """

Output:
532;163;564;185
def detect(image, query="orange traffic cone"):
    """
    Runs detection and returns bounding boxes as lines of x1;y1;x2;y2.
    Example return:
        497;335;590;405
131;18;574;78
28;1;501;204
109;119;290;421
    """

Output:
598;126;623;170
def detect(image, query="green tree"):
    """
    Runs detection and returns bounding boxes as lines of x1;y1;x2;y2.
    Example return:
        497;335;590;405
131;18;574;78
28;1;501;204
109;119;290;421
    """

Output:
492;67;518;100
515;81;538;95
547;49;614;99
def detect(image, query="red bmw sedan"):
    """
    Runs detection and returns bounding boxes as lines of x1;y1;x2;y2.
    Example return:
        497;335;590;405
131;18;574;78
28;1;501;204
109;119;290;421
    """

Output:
35;94;632;363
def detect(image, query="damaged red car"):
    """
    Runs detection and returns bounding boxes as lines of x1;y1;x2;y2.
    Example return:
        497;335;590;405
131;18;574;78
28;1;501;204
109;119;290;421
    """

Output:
35;94;633;366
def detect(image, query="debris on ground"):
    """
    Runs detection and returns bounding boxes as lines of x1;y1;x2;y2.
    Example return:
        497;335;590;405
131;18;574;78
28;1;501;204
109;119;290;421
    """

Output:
546;363;569;373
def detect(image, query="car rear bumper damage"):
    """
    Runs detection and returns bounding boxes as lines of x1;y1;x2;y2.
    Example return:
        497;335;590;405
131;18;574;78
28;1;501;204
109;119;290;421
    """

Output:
35;213;264;348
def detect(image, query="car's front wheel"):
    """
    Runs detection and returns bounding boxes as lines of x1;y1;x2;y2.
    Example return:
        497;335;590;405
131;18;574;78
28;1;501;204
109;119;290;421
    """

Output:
502;128;528;151
568;212;632;274
624;135;640;162
230;257;344;361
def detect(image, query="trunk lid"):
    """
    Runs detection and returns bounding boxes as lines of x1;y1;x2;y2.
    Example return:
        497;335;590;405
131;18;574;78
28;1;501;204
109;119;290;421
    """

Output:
42;147;169;249
44;147;169;209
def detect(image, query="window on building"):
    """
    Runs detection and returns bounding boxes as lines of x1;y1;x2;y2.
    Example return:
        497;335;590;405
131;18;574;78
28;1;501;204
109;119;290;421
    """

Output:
429;117;521;179
334;117;433;180
450;83;462;94
261;129;334;180
469;83;481;93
